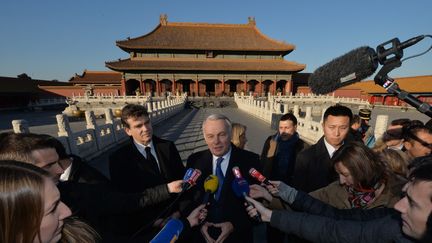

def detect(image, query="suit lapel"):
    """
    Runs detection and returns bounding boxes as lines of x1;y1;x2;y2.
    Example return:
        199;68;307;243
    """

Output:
153;137;168;177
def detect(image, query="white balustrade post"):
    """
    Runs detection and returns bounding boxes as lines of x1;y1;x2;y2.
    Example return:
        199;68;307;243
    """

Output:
85;111;97;130
374;115;389;141
283;104;289;114
56;114;78;155
12;119;29;133
293;105;300;118
305;107;312;121
275;103;281;114
105;108;114;124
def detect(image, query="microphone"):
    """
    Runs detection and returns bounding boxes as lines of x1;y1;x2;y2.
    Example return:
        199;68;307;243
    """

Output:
202;175;219;204
308;35;425;95
231;178;261;222
150;219;183;243
183;168;194;181
181;169;202;192
232;166;243;179
249;168;273;187
308;46;378;94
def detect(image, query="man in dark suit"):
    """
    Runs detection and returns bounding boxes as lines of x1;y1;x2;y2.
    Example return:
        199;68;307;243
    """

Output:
109;104;185;241
181;114;261;243
292;105;352;193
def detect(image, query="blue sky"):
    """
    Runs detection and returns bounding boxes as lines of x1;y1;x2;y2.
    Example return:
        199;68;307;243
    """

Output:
1;0;431;81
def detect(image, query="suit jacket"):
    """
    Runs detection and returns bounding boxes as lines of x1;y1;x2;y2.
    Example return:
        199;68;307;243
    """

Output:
260;133;308;184
181;145;261;243
108;136;185;240
67;155;110;184
292;136;338;193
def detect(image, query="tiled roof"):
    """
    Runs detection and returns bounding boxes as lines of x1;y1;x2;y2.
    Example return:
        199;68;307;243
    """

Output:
69;70;122;84
343;75;432;94
105;58;305;73
0;76;70;93
116;20;295;53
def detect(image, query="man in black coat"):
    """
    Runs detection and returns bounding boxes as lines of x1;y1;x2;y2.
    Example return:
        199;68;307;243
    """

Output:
109;104;185;241
181;114;261;243
292;105;352;193
261;113;308;185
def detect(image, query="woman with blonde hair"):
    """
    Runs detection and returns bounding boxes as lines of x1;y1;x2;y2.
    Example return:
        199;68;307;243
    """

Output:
231;122;248;149
0;160;98;243
378;148;412;178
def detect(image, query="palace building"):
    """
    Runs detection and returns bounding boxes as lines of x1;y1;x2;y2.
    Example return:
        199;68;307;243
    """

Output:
105;15;305;96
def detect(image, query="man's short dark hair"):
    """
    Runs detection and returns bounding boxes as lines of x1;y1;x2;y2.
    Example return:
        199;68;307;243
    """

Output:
0;133;58;164
120;104;149;128
391;118;411;127
280;113;297;126
351;114;361;125
323;105;353;123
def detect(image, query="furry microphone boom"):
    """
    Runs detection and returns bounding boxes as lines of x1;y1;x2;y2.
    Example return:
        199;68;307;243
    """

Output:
308;46;378;94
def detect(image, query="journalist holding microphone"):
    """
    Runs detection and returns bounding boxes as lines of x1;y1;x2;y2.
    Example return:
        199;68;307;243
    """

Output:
244;156;432;243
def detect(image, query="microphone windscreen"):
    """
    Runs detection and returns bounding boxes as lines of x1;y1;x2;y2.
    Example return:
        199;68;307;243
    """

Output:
150;218;183;243
232;166;243;179
203;175;219;193
183;168;194;181
231;178;250;198
308;46;378;94
249;168;266;183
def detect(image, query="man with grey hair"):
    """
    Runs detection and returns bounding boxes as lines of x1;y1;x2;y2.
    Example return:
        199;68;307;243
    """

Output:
181;114;262;242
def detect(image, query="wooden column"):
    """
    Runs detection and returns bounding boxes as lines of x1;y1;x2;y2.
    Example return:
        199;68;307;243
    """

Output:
271;80;276;94
121;78;126;95
257;81;262;96
156;78;160;96
221;79;225;96
172;79;176;93
195;79;199;96
285;80;292;95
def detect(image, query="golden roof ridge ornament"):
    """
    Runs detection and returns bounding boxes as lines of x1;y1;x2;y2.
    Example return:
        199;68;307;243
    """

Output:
160;14;168;25
248;16;256;26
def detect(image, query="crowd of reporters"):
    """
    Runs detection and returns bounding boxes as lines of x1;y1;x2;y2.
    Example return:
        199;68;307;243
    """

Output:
1;103;432;242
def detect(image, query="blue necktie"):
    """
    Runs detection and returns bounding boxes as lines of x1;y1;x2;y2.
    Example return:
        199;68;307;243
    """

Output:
215;157;224;201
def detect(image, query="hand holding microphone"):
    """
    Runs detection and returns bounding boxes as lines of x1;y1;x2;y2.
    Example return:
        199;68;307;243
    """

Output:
249;168;274;187
181;168;202;192
231;166;261;222
245;196;272;223
167;180;184;193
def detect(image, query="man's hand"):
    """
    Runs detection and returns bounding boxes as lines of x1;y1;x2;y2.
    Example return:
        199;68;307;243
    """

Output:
187;204;207;227
167;180;183;193
213;222;233;243
267;180;281;196
201;222;215;243
245;196;272;222
249;184;273;202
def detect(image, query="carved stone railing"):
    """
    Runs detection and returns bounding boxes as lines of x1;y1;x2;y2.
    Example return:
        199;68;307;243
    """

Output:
12;95;187;161
63;94;186;117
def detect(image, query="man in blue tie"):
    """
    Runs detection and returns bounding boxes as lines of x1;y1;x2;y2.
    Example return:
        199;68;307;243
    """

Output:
181;114;261;242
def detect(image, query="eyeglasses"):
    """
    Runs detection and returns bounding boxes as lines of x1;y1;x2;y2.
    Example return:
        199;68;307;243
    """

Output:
407;132;432;149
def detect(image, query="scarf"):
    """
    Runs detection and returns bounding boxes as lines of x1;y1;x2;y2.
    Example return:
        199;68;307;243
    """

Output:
272;133;299;181
346;180;384;208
